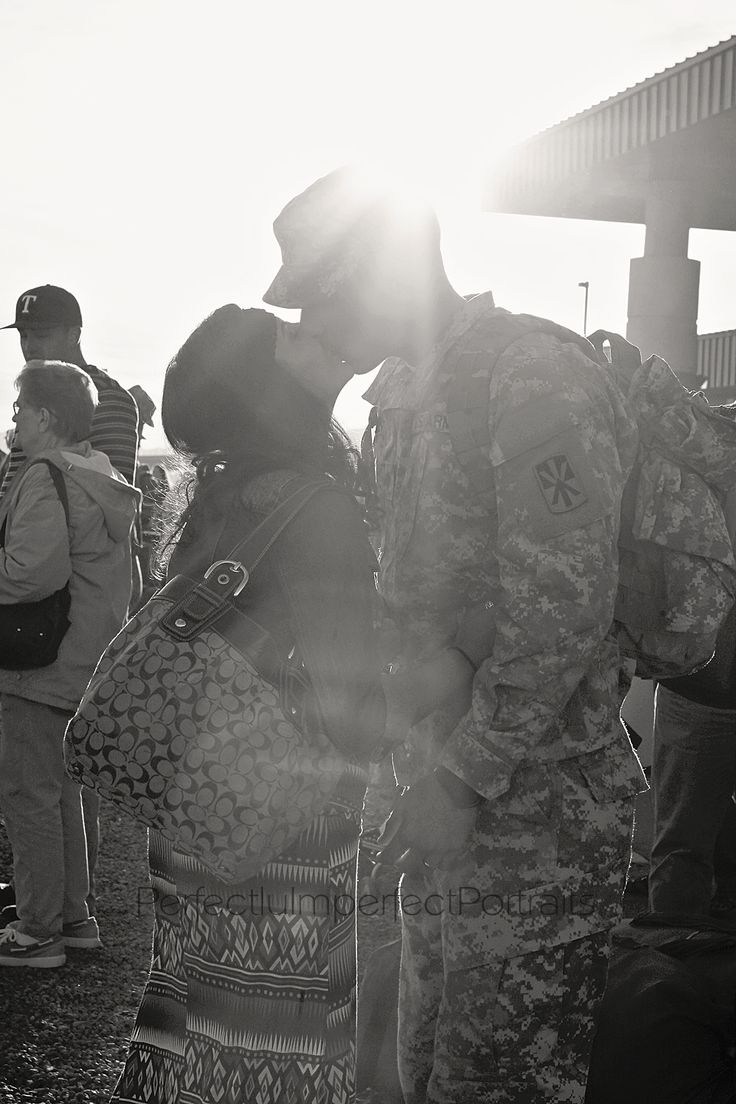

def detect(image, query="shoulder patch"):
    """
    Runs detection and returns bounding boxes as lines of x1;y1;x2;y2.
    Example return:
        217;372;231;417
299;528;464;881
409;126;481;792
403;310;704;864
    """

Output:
495;426;610;540
534;453;587;514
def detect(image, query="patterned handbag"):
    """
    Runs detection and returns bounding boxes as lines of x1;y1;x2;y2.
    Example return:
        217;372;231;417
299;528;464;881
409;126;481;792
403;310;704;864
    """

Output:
64;477;350;884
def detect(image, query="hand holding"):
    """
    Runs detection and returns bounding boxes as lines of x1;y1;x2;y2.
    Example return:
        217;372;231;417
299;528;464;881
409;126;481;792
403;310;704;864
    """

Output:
454;601;496;670
376;771;480;872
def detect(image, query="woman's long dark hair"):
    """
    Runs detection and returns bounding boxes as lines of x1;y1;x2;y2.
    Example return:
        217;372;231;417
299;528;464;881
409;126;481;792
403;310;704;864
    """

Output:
156;305;358;568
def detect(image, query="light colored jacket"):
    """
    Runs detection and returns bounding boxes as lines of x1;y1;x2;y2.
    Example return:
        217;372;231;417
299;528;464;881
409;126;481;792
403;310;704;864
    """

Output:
0;443;140;711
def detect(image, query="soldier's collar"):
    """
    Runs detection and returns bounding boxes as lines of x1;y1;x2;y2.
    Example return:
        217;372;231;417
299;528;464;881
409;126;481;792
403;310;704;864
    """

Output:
421;292;496;371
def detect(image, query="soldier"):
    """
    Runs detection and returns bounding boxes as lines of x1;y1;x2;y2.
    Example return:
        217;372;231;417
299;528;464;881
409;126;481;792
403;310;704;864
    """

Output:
264;167;648;1104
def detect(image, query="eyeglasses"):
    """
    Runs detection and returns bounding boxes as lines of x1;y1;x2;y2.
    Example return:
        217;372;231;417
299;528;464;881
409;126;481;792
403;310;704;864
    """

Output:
12;400;54;419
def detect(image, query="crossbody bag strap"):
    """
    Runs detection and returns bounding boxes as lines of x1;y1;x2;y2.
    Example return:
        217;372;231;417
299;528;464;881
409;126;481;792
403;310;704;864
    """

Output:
33;459;71;528
0;458;71;544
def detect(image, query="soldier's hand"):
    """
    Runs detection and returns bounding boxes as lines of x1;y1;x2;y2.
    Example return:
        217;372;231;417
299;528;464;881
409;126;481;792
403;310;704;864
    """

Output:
381;668;420;746
376;771;480;872
381;649;476;747
455;600;496;669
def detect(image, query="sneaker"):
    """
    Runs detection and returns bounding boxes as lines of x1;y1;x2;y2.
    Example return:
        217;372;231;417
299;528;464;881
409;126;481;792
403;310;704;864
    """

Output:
0;883;15;911
62;916;101;949
0;926;66;968
0;904;18;926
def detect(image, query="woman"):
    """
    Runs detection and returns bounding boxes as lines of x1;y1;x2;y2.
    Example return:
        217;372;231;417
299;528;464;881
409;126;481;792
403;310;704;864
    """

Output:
112;307;386;1104
0;360;139;968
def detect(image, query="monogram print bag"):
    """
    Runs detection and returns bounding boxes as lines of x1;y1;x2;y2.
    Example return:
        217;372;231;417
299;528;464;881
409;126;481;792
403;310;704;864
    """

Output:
64;477;349;884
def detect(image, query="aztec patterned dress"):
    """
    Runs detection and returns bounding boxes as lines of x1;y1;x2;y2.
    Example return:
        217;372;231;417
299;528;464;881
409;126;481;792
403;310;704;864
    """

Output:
112;772;367;1104
111;473;383;1104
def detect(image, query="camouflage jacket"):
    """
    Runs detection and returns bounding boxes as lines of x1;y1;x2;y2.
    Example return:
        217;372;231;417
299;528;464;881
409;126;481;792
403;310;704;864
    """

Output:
363;294;645;799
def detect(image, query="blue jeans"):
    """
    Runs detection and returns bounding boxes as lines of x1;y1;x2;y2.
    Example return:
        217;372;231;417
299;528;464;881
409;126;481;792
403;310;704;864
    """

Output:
649;685;736;914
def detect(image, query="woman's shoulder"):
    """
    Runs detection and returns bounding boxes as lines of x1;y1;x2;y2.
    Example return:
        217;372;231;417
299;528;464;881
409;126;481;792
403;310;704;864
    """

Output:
275;483;373;571
242;471;358;520
239;470;332;512
169;470;368;580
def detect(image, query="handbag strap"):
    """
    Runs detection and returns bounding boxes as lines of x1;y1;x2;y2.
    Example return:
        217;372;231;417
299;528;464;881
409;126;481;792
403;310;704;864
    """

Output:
161;476;332;641
223;476;331;573
0;458;71;544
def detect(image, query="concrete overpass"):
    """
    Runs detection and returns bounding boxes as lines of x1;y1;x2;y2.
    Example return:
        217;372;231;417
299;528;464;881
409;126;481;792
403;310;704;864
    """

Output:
485;35;736;393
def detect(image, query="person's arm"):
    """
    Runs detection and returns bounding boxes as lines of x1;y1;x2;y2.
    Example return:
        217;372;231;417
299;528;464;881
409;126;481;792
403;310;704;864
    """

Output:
438;334;628;801
272;489;386;759
382;602;496;746
0;466;71;603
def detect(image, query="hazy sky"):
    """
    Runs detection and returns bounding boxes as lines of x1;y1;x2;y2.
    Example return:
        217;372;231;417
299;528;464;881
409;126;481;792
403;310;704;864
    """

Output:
0;0;734;449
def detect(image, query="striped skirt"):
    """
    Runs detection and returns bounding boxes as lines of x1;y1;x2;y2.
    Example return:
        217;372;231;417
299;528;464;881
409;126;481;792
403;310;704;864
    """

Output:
111;779;365;1104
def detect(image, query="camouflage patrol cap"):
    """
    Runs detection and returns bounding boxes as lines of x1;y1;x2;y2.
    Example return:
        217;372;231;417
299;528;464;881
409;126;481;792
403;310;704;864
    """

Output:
263;166;440;309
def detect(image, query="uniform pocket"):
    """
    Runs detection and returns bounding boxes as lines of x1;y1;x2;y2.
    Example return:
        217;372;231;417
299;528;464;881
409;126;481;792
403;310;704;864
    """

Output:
576;742;648;804
501;759;562;824
440;941;600;1092
492;931;610;1081
479;761;563;889
490;946;565;1074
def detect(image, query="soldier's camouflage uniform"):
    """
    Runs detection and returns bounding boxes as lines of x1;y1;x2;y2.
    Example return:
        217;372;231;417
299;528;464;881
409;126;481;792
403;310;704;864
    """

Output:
363;293;649;1104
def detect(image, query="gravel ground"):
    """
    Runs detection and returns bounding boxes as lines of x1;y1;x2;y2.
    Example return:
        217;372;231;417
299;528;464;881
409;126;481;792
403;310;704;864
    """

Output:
0;802;153;1102
0;796;399;1103
0;779;647;1102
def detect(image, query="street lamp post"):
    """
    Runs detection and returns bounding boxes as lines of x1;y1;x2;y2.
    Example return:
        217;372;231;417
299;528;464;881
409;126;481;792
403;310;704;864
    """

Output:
578;281;589;335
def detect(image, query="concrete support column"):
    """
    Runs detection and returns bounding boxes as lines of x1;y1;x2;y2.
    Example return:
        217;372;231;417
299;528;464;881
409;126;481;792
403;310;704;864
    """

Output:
626;181;701;386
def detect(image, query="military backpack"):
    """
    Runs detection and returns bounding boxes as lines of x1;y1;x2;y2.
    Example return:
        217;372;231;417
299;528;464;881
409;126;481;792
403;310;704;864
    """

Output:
363;312;736;680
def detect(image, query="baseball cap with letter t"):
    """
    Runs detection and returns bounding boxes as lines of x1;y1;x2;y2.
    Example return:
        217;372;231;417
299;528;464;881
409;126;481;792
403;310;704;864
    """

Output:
2;285;83;330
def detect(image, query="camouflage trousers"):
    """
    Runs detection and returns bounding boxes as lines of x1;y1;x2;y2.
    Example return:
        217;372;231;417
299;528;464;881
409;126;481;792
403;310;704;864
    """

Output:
397;751;638;1103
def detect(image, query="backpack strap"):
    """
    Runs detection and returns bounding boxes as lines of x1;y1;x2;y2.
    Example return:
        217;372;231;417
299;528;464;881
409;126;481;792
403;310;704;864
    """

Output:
446;350;497;505
587;329;643;382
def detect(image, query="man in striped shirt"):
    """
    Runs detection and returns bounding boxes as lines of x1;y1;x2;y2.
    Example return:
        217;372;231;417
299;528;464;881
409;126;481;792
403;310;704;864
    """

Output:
0;285;139;497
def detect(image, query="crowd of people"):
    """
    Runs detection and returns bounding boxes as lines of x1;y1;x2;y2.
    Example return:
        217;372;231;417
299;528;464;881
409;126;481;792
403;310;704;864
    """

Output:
0;166;733;1104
